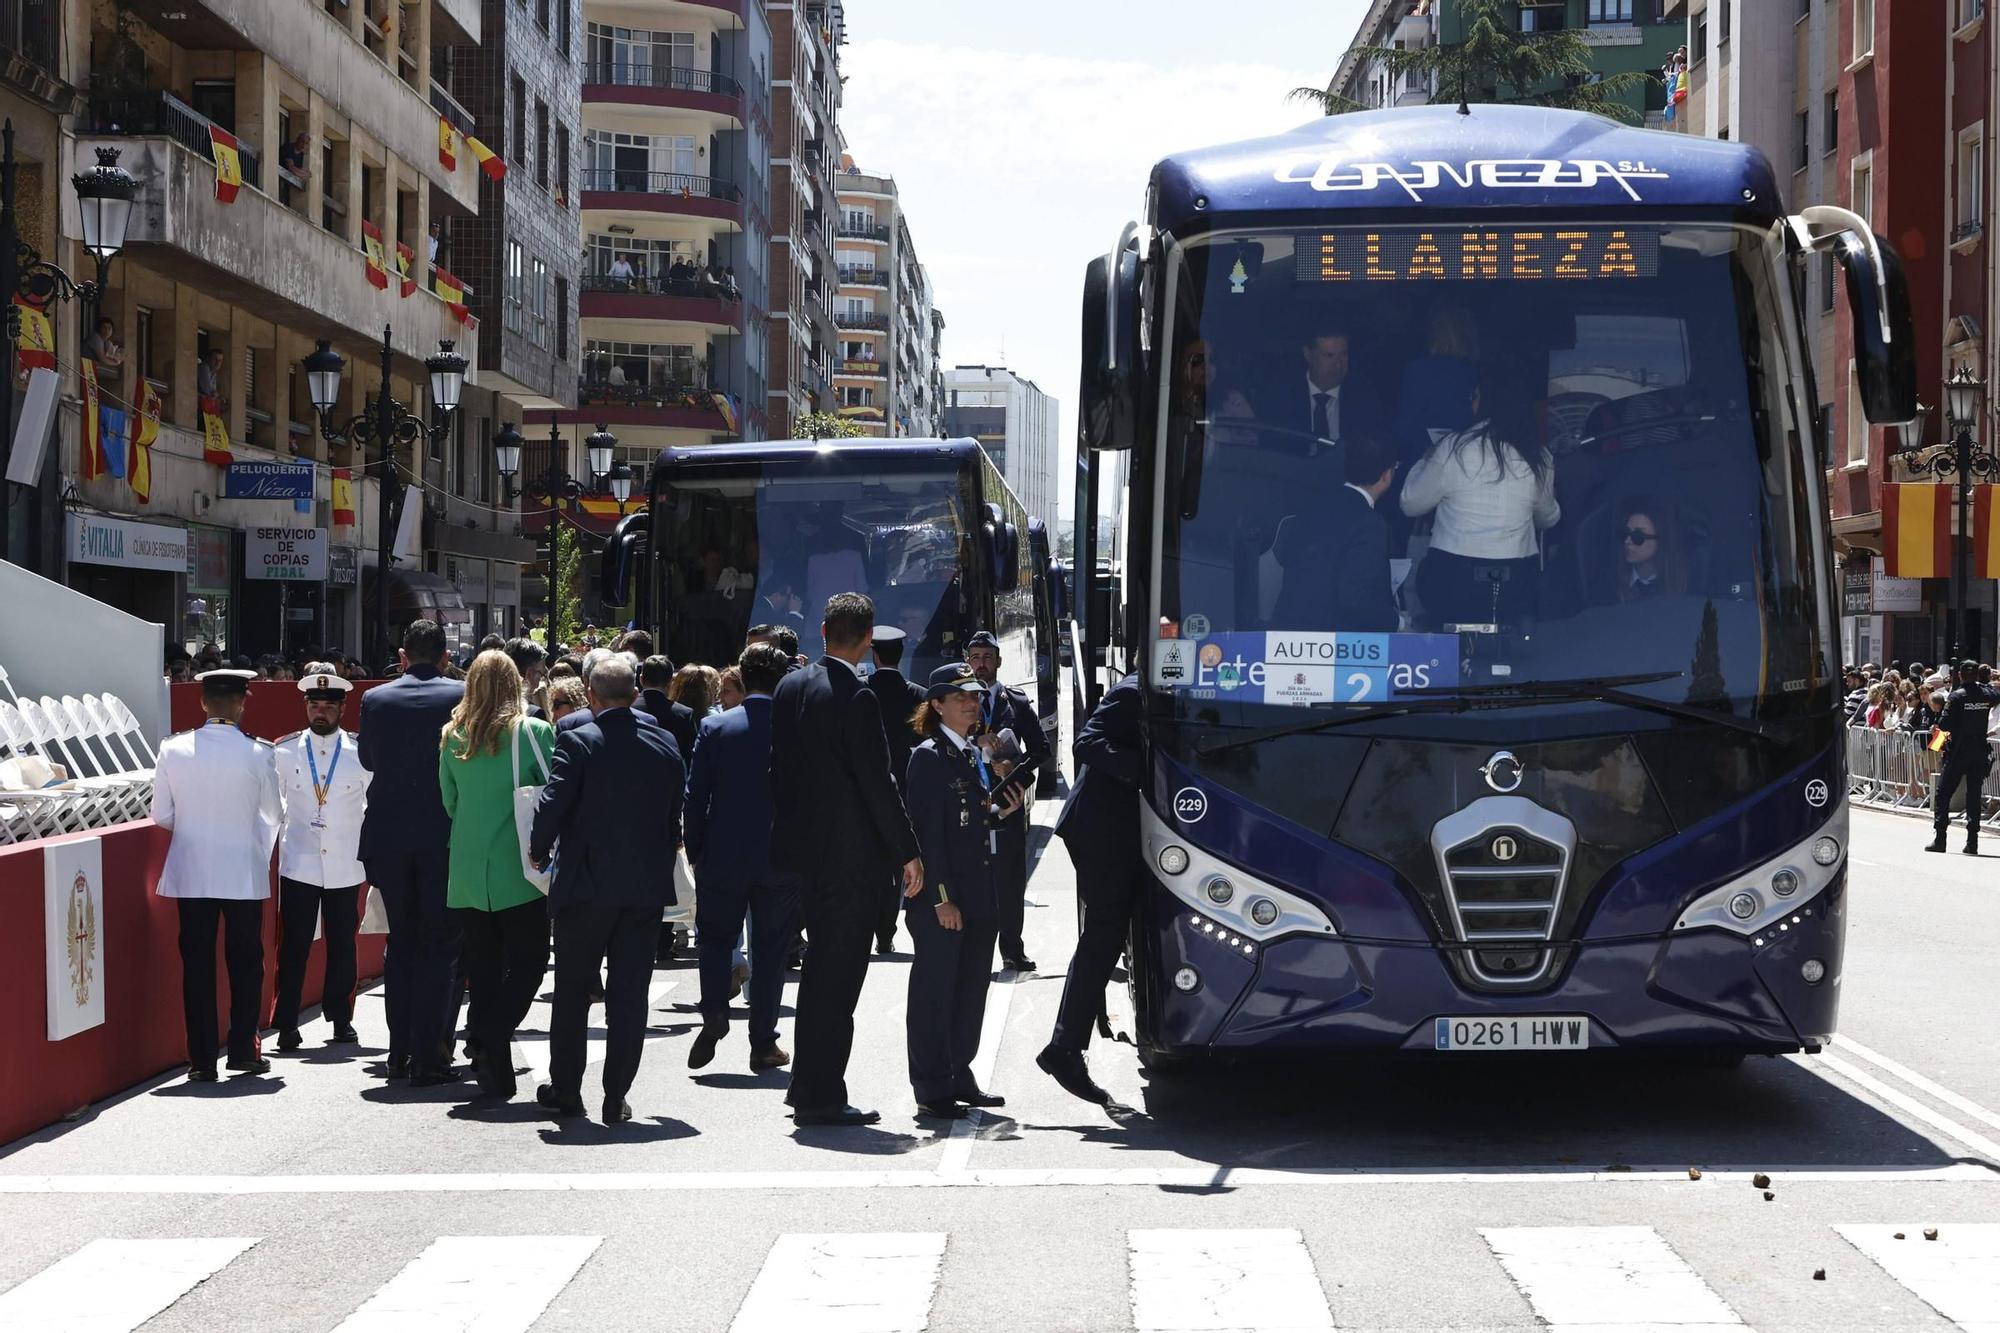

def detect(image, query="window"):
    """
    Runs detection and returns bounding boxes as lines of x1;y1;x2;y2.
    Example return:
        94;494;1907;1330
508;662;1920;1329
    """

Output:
134;307;154;386
1692;14;1707;60
555;124;570;201
841;385;873;408
1824;91;1838;155
1960;0;1985;34
1795;111;1811;171
1821;249;1837;313
1718;0;1730;42
1854;0;1875;62
506;241;525;333
585;22;695;82
1587;0;1632;23
1846;360;1867;465
530;257;550;349
556;277;569;360
1957;127;1984;231
1850;151;1873;228
536;99;550;188
558;0;571;57
452;414;467;499
585;339;698;389
537;0;550;31
1520;0;1565;32
511;74;527;164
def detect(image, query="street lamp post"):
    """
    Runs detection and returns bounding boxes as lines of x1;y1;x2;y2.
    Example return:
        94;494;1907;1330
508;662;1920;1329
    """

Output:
1895;367;2000;660
303;328;468;668
493;420;616;641
1;125;134;571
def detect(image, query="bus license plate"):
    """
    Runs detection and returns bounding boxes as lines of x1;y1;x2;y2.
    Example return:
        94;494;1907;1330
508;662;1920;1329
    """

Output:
1433;1016;1590;1051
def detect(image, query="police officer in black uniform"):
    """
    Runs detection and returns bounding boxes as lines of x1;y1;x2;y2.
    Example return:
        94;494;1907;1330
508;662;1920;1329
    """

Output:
866;625;928;953
1037;672;1143;1105
903;663;1023;1119
964;629;1053;971
1926;658;1995;855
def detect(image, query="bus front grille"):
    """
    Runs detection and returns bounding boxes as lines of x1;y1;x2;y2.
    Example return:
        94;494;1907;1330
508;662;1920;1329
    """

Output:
1429;797;1578;990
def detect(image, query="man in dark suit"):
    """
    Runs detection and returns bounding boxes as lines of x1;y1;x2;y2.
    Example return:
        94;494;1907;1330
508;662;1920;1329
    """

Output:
684;643;800;1072
864;625;927;953
356;619;466;1084
1263;316;1383;454
1271;435;1401;632
964;630;1053;972
635;654;698;759
770;592;922;1127
529;656;685;1125
1038;672;1144;1105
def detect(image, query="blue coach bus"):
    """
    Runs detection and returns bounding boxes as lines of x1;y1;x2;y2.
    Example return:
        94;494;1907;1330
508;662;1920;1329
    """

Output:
1070;104;1916;1067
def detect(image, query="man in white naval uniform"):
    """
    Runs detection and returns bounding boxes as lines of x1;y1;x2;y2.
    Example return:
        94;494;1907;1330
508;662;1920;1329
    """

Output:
150;667;282;1082
272;664;372;1051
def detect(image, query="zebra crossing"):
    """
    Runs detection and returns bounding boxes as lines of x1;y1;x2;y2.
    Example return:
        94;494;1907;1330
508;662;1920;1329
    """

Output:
2;1223;1995;1332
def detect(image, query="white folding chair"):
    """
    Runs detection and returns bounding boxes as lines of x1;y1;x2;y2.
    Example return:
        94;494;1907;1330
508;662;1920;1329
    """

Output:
63;695;152;808
100;692;161;765
0;700;93;836
80;694;155;802
19;697;139;825
49;695;151;822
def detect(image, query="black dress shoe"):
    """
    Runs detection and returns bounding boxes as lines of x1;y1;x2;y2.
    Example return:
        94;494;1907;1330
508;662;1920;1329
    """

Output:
875;935;895;955
1966;843;1982;856
688;1021;726;1070
475;1067;518;1100
536;1083;586;1117
955;1088;1006;1108
1002;955;1036;973
331;1023;359;1044
1037;1044;1111;1105
749;1044;791;1071
915;1100;968;1120
1927;834;1948;853
187;1067;219;1084
792;1104;881;1127
410;1065;463;1088
384;1055;411;1079
277;1029;302;1052
225;1054;272;1075
603;1097;633;1125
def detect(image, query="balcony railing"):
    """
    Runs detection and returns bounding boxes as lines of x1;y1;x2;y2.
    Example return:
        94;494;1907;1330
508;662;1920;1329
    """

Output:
582;272;741;300
577;379;724;411
580;168;742;202
837;221;890;241
838;266;885;286
429;82;477;136
836;311;890;331
87;89;262;190
583;62;742;98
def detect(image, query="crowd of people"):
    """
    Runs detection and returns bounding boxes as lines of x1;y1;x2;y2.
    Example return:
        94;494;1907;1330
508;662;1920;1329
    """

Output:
1842;658;1997;853
149;591;1137;1127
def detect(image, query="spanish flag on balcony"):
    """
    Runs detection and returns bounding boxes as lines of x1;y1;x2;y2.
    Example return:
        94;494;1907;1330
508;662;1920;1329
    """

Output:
439;117;457;171
199;394;232;466
362;221;389;290
332;467;357;527
1881;483;1952;579
1974;485;2000;580
433;267;474;325
209;125;243;204
467;135;506;182
12;297;54;373
131;380;161;503
79;359;104;481
396;241;417;297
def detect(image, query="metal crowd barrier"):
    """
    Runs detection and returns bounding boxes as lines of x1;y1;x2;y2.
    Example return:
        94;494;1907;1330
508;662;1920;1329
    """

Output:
1845;725;2000;828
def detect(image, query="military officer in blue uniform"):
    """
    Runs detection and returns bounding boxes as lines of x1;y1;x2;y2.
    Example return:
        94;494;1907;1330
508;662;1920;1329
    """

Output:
963;629;1052;971
1926;659;1997;855
903;663;1024;1120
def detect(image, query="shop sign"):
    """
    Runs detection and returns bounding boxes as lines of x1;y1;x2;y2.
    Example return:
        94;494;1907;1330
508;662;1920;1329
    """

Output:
492;563;521;605
1841;563;1873;616
328;545;359;587
1871;557;1922;614
187;526;234;593
245;526;328;581
66;513;188;573
223;460;316;500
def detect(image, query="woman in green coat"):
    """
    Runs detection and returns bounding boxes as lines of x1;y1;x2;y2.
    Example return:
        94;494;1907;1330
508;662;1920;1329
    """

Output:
440;649;557;1099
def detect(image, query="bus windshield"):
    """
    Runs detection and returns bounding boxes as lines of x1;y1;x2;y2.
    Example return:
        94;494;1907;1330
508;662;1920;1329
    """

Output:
655;456;979;674
1154;222;1832;757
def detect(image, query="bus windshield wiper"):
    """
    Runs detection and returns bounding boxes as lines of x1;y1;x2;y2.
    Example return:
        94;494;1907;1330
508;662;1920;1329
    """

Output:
1397;671;1776;740
1194;696;1472;756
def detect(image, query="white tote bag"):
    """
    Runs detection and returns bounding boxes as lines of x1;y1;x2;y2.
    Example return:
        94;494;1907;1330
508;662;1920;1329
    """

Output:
510;722;553;895
663;847;697;926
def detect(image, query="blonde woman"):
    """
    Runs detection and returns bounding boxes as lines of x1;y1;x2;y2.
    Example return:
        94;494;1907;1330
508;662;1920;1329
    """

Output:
439;649;557;1100
670;663;723;722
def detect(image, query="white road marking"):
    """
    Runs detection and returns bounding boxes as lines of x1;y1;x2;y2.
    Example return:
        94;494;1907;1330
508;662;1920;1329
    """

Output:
1837;1224;2000;1333
0;1236;257;1332
1128;1228;1335;1331
1801;1051;2000;1162
729;1232;946;1333
0;1163;1988;1195
1830;1036;2000;1134
331;1235;601;1332
1481;1226;1745;1331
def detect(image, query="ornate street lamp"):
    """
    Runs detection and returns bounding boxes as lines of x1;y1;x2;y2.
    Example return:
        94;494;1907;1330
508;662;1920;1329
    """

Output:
494;421;618;638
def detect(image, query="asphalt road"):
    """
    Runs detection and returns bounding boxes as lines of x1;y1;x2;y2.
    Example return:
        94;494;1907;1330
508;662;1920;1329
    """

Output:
0;796;1995;1332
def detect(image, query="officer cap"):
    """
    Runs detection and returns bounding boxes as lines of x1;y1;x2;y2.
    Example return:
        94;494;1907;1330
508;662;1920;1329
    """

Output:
298;662;352;699
196;668;256;696
871;625;907;644
926;663;986;700
966;630;1000;653
1959;659;1981;676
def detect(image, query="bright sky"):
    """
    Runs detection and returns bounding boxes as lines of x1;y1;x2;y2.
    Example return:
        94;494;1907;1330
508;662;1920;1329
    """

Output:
839;0;1372;522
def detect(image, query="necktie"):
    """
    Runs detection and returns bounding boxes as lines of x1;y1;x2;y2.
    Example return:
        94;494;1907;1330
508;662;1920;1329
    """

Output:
1312;391;1331;440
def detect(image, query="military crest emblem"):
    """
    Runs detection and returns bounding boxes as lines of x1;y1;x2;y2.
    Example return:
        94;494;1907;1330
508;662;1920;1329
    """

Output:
67;868;97;1007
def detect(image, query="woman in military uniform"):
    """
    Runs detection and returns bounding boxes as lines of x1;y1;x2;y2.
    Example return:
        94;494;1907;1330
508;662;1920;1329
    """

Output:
902;664;1024;1120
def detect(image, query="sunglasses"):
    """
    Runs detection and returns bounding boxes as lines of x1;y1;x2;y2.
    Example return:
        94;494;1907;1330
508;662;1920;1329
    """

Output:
1623;528;1657;545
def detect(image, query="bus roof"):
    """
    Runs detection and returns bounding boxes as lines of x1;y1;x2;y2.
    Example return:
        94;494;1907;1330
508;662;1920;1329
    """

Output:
1150;103;1783;236
651;438;982;470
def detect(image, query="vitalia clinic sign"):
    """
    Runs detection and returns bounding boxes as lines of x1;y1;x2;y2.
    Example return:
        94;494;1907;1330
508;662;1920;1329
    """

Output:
245;526;328;581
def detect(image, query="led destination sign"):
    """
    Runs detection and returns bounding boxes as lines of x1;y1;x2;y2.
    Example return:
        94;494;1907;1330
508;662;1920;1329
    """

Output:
1307;227;1660;283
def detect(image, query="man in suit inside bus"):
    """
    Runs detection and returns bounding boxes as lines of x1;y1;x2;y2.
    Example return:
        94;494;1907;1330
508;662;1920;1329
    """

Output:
356;619;466;1084
1271;435;1401;633
964;630;1052;972
769;592;922;1126
1262;315;1383;455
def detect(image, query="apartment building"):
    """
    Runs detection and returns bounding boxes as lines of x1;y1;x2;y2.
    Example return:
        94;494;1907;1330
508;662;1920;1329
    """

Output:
50;0;568;661
942;366;1060;526
766;0;842;435
831;160;940;437
1330;0;1440;112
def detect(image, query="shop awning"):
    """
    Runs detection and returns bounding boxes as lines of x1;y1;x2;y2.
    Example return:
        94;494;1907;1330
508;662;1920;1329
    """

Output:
377;568;472;625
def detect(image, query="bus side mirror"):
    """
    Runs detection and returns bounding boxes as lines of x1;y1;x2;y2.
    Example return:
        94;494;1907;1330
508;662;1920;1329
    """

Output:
1079;248;1141;452
599;510;650;609
1835;229;1918;425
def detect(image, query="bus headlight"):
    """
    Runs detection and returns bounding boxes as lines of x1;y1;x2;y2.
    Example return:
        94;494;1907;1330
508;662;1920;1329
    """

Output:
1675;807;1846;937
1204;876;1235;906
1142;801;1339;945
1811;836;1840;866
1158;845;1191;876
1248;898;1279;927
1800;959;1826;984
1728;892;1759;920
1771;868;1801;897
1173;967;1201;992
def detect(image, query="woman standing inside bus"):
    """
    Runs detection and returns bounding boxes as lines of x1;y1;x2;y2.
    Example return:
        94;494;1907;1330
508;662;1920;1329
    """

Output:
902;664;1024;1120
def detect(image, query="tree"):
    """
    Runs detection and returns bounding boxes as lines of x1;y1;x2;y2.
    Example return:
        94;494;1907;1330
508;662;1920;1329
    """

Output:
792;410;863;441
1291;0;1655;127
550;520;585;649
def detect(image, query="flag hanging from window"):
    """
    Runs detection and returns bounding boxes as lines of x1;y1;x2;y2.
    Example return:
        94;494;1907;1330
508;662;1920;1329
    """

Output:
1974;485;2000;580
131;380;161;503
209;125;243;203
199;394;233;466
396;241;417;297
100;406;129;481
1881;483;1952;579
11;297;55;373
332;467;357;526
433;267;474;325
362;221;389;289
79;359;104;481
439;117;457;171
467;135;506;182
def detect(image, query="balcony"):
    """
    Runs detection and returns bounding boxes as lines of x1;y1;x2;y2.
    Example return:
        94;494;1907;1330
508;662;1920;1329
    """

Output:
835;358;886;381
838;265;887;289
429;82;477;137
580;169;744;225
837;221;890;243
583;62;745;122
87;90;262;190
836;311;890;332
579;274;744;331
566;380;732;432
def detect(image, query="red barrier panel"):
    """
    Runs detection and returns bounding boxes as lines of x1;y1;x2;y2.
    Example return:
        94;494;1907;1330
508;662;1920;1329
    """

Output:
0;824;386;1146
169;678;387;740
